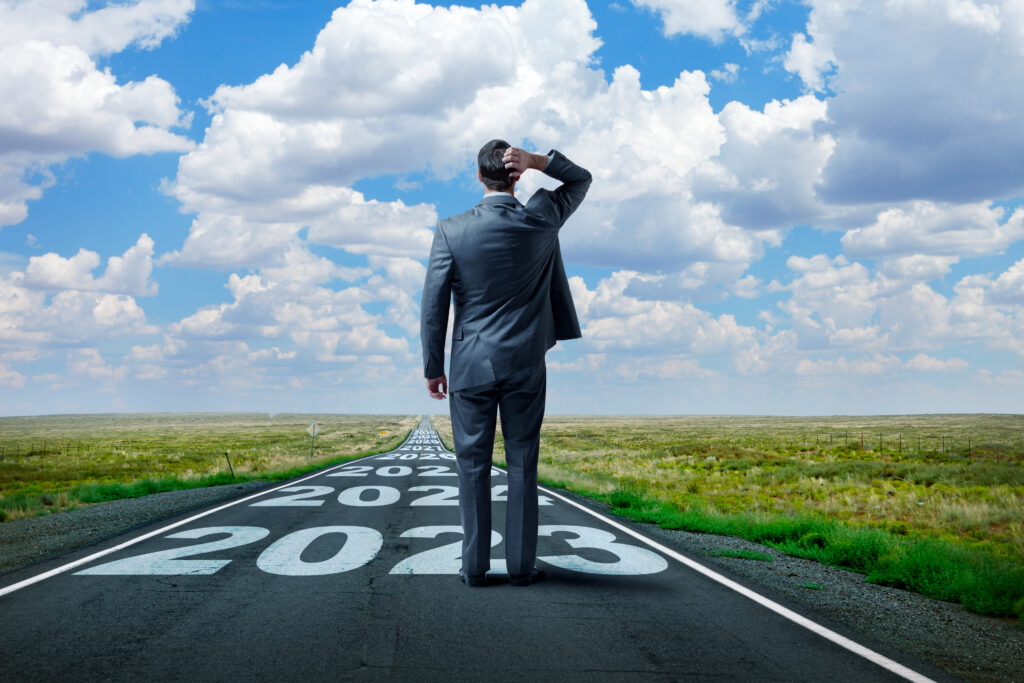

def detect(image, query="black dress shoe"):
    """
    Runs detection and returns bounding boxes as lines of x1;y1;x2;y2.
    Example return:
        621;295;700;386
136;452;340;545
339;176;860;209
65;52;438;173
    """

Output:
459;568;487;587
509;569;546;587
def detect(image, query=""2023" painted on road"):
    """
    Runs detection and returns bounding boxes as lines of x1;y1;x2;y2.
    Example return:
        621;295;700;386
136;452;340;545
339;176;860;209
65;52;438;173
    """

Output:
74;525;668;577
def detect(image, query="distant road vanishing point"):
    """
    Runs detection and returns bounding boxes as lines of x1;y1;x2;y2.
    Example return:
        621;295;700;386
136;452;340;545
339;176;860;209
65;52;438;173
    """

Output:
0;418;955;682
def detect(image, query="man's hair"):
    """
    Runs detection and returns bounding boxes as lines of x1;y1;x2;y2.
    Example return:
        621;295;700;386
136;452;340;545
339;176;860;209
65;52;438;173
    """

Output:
478;139;514;192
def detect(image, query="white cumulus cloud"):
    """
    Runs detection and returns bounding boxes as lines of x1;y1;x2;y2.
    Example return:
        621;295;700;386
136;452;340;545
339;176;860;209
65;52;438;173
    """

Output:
842;201;1024;259
169;0;816;286
0;0;194;56
24;234;158;296
632;0;743;42
0;361;25;388
785;0;1024;204
0;0;194;228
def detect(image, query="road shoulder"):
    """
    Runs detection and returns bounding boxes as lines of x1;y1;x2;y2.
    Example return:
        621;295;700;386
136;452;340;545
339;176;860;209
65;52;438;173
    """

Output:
3;473;1020;682
547;484;1021;683
0;481;274;577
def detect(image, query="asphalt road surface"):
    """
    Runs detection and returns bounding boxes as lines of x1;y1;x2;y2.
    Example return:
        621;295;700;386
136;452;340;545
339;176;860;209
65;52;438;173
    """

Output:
0;418;958;682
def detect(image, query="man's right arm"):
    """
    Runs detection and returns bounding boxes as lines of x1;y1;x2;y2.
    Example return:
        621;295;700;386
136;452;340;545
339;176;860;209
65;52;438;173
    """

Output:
526;149;593;228
420;223;453;382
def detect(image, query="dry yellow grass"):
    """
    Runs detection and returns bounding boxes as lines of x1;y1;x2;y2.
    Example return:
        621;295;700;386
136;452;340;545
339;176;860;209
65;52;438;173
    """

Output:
430;413;1024;563
0;413;420;520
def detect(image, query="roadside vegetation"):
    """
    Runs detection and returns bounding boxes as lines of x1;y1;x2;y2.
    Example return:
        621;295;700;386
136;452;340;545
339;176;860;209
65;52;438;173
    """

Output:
0;413;419;521
430;413;1024;624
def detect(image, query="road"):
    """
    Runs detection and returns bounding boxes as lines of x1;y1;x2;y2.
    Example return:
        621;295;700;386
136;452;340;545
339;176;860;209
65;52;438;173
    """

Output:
0;418;957;682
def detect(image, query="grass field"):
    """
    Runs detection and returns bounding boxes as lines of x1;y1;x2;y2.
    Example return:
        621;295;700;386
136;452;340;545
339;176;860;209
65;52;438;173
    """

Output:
430;413;1024;624
0;413;420;521
4;411;1021;624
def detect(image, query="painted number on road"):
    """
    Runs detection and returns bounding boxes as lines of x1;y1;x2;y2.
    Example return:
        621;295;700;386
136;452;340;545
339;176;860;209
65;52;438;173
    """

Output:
407;485;460;506
538;526;669;576
250;484;524;507
75;525;667;577
491;485;554;505
257;526;383;576
337;485;402;507
389;526;502;575
326;465;455;477
75;527;269;576
251;486;333;507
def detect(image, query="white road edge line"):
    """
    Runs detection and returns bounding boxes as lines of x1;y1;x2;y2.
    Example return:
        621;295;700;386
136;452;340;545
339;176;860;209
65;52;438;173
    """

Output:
0;432;419;599
532;481;936;683
430;427;935;683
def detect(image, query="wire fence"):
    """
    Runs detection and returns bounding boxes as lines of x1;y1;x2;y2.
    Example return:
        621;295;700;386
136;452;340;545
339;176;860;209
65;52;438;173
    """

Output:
715;431;1018;460
3;427;1022;463
0;435;321;463
545;427;1024;463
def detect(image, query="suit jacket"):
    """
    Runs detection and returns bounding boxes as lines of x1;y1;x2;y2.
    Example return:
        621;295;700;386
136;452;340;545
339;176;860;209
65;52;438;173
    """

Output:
420;149;592;392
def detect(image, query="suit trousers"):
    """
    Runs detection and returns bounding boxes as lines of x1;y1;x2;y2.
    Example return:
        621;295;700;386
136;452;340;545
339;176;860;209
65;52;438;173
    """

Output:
448;357;546;578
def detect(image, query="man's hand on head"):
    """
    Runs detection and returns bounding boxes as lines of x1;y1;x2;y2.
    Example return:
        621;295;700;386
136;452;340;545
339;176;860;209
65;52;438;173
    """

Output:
426;374;448;400
502;147;546;180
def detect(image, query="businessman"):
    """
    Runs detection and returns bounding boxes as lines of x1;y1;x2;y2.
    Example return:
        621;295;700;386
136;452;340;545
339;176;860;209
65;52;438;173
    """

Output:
420;139;592;587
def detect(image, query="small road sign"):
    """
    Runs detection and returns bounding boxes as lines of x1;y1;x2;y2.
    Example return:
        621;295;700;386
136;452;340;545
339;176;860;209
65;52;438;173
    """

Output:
306;423;321;438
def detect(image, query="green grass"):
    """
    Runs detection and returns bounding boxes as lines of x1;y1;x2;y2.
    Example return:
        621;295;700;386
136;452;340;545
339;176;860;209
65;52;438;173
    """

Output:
430;413;1024;624
0;413;420;520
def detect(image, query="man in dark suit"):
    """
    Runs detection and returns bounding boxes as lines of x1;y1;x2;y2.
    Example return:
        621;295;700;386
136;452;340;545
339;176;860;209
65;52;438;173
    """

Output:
420;139;591;587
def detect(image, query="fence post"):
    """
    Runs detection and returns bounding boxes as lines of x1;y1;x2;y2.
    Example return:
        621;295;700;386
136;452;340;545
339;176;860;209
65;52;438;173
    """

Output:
968;435;971;458
224;451;235;478
898;434;902;455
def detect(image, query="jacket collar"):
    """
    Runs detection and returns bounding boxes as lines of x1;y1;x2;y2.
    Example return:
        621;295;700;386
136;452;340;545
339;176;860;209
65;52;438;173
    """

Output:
476;193;520;207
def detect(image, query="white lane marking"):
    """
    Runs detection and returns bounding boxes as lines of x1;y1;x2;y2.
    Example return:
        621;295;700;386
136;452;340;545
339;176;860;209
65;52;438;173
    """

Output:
0;430;421;599
534;483;936;682
433;430;935;683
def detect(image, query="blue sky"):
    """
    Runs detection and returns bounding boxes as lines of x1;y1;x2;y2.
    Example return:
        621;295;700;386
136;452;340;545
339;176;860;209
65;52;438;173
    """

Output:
1;0;1022;416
